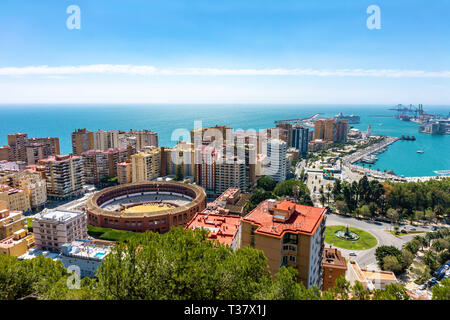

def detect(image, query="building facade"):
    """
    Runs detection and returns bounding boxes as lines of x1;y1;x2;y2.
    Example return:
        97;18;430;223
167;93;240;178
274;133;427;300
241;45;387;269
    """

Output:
241;199;326;288
32;208;88;253
185;213;242;250
131;147;164;183
292;125;309;156
39;155;85;199
72;129;95;156
82;147;132;184
321;247;347;291
215;156;246;196
265;139;287;183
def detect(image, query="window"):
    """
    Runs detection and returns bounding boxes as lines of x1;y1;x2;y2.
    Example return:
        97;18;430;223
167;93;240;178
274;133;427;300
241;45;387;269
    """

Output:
250;225;257;247
282;233;298;245
282;245;297;252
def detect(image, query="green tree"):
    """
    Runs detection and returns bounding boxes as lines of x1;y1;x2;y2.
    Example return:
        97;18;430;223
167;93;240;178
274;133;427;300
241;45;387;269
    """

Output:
404;240;420;255
432;278;450;300
257;176;277;192
372;283;410;300
375;246;403;270
273;179;310;198
351;281;370;300
95;227;273;300
422;250;439;273
174;164;184;181
432;239;449;252
383;255;403;274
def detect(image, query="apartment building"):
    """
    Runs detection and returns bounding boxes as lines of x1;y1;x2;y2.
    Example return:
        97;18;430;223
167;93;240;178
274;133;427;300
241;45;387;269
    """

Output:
0;145;12;161
335;119;349;143
26;137;61;164
194;145;220;195
82;147;133;184
0;229;34;257
215;156;246;196
292;125;309;156
72;128;158;155
120;129;158;152
28;137;60;156
0;184;31;213
313;119;348;143
72;128;95;155
204;187;250;216
164;141;195;177
39;155;85;199
7;133;28;162
6;133;60;164
190;125;233;147
92;130;120;151
265;139;287;183
321;247;347;291
275;123;293;148
0;200;27;239
186;213;242;250
32;208;88;253
131;147;164;183
0;170;47;209
241;199;326;288
117;160;132;184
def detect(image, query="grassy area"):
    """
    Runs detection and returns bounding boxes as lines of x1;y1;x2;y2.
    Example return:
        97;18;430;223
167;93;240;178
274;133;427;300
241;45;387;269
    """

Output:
87;225;142;242
385;230;426;237
324;225;378;250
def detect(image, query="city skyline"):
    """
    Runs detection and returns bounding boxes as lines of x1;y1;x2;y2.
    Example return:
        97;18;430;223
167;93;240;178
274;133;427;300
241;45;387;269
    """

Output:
0;0;449;104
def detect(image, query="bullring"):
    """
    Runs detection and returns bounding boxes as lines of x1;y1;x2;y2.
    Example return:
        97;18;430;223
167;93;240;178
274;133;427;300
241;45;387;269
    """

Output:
86;181;206;233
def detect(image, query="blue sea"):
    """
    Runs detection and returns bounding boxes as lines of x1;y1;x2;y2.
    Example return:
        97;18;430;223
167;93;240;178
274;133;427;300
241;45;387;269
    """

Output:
0;104;449;177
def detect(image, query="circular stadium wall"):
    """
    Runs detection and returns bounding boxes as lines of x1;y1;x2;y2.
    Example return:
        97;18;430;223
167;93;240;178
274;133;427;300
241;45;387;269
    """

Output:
86;181;206;233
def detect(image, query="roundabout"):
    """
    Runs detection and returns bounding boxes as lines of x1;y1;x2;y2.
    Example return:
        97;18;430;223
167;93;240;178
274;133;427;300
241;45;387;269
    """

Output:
324;225;378;250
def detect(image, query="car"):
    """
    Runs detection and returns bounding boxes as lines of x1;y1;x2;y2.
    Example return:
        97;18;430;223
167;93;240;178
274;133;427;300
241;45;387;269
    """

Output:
410;227;416;231
431;226;438;231
418;284;427;290
349;252;357;257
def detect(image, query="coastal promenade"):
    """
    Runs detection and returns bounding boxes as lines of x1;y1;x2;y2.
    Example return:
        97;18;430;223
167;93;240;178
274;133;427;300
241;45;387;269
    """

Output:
342;136;405;181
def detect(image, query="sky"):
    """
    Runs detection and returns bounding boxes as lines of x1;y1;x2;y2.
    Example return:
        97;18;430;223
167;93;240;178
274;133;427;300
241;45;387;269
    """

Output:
0;0;449;104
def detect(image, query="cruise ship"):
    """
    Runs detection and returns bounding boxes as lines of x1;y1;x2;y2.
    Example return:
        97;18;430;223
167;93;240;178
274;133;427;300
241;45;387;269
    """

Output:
360;154;378;164
334;112;360;124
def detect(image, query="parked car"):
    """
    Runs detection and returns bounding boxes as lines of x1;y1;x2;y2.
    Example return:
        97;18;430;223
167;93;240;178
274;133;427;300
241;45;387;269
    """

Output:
349;252;357;257
410;227;416;231
428;278;437;287
418;284;427;290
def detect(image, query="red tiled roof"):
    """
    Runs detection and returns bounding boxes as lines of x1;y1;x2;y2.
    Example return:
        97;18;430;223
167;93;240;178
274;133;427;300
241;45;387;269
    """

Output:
242;200;326;238
185;212;241;247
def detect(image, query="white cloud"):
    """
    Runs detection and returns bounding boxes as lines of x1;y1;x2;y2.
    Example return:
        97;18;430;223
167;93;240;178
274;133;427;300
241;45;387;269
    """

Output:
0;64;449;78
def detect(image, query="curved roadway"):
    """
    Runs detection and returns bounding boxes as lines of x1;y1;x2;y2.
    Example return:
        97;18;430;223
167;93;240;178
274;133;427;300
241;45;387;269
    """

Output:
325;214;432;268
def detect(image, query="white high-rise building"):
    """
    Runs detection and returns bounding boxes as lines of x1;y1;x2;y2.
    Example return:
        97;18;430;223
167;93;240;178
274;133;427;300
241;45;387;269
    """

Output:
265;139;287;183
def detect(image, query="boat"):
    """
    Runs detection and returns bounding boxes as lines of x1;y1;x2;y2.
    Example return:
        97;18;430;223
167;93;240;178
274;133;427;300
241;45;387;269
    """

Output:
334;112;360;124
360;155;378;164
417;150;424;154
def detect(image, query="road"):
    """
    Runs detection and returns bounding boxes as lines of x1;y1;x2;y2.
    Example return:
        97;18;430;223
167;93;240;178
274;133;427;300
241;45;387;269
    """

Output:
325;214;432;269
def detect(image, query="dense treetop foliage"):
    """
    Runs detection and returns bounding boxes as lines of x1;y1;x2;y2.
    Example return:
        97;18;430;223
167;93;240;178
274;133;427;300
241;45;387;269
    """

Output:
2;227;447;300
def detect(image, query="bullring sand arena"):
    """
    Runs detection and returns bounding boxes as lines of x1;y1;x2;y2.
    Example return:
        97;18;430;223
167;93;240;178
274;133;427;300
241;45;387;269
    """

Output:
86;181;206;233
